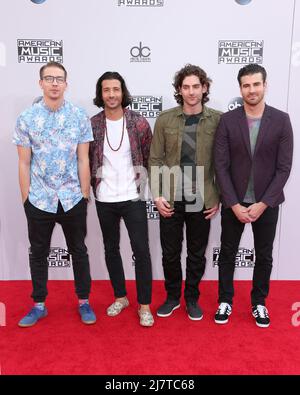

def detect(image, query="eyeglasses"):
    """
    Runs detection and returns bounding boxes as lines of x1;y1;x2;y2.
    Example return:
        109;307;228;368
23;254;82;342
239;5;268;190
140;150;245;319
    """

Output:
43;75;66;84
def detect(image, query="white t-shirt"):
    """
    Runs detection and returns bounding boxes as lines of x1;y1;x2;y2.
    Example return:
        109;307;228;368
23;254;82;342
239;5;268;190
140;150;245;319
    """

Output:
96;117;138;202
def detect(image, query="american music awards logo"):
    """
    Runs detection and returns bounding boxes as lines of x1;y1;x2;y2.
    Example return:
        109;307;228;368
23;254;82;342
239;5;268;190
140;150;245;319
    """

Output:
130;96;162;118
146;200;159;220
218;40;264;64
17;39;63;63
213;247;255;268
47;248;72;267
28;247;72;267
118;0;164;6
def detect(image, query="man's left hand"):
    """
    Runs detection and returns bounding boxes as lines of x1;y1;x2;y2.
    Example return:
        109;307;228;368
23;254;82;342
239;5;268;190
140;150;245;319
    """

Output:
246;202;268;222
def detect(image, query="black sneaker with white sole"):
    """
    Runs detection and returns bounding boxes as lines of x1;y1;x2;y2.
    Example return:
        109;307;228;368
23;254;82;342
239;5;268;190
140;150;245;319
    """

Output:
157;300;180;317
252;305;270;328
186;301;203;321
214;302;232;324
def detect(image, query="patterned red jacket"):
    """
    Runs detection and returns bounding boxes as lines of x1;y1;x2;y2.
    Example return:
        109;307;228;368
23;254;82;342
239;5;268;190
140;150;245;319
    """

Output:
89;108;152;198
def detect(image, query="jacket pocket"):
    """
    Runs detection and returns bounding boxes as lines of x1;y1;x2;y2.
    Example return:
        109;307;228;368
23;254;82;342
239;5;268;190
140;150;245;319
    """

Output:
165;129;178;154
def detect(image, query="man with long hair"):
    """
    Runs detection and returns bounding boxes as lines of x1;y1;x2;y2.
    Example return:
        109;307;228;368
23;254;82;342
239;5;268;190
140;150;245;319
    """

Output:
89;72;154;327
149;64;221;320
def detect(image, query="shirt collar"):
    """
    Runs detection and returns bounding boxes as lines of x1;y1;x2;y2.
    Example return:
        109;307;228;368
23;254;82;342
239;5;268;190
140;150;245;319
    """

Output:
175;104;210;118
41;99;66;113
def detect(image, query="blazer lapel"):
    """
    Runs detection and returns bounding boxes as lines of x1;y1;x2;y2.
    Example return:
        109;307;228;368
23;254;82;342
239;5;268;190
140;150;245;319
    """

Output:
238;108;252;158
124;108;135;146
253;105;271;156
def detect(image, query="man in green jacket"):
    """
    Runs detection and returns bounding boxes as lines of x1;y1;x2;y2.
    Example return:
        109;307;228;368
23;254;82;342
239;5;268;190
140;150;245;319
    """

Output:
149;64;221;320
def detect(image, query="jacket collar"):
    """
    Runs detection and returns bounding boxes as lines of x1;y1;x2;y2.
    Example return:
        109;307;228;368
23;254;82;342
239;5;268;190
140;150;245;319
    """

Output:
175;104;211;118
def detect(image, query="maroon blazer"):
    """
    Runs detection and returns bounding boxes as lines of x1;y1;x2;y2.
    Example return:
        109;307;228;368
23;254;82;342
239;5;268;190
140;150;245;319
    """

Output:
214;104;293;208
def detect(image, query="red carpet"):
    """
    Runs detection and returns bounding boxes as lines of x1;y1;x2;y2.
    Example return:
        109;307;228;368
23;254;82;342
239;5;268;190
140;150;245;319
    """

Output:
0;280;300;375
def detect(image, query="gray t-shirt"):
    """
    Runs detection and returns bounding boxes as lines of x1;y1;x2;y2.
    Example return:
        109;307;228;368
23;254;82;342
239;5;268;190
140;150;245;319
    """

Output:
243;115;261;203
176;113;203;205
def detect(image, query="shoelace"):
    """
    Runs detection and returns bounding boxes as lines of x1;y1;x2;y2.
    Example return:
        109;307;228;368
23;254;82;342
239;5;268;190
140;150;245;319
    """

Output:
28;308;38;317
30;307;44;315
217;303;231;315
254;305;269;318
80;303;91;312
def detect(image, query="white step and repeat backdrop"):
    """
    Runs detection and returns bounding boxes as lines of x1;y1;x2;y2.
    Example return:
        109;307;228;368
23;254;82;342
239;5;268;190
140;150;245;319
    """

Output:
0;0;299;280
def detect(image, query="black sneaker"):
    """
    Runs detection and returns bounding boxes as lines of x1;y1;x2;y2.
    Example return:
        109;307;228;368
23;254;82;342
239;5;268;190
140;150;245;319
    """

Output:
252;305;270;328
214;302;232;324
186;301;203;321
157;300;180;317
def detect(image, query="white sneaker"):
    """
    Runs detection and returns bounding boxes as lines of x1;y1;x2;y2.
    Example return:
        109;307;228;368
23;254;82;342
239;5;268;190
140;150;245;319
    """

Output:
214;302;232;324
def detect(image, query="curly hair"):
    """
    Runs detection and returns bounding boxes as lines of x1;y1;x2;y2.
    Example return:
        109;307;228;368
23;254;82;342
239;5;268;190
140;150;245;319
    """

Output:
93;71;132;108
173;64;212;105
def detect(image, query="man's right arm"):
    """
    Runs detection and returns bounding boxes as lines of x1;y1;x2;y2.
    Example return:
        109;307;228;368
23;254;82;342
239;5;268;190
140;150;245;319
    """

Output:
148;116;165;201
214;116;251;223
17;146;31;203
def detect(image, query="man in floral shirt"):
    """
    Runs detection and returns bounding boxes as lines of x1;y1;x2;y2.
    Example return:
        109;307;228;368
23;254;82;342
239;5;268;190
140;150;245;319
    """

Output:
13;61;96;327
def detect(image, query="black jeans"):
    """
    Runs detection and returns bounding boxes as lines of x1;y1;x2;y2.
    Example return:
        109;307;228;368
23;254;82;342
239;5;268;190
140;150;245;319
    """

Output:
159;201;210;303
95;200;152;305
218;204;279;306
24;198;91;302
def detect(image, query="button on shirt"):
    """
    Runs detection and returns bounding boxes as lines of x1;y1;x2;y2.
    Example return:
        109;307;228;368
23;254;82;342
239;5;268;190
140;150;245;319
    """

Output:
13;100;93;213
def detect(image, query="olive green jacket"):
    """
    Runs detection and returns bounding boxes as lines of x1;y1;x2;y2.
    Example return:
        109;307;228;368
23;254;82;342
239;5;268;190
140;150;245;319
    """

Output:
148;105;222;209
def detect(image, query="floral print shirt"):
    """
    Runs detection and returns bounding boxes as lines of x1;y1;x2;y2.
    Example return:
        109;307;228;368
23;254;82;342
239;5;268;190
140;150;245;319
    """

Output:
13;100;93;213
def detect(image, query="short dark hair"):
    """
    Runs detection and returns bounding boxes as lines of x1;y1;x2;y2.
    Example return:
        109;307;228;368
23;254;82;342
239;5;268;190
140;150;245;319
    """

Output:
173;64;212;105
237;63;267;86
93;71;132;108
39;62;67;80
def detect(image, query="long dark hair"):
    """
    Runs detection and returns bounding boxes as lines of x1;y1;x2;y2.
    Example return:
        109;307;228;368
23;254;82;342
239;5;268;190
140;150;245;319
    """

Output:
173;64;211;105
93;71;132;108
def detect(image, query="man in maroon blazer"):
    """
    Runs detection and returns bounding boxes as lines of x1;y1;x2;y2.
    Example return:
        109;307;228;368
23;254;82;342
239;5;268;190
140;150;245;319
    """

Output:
214;64;293;328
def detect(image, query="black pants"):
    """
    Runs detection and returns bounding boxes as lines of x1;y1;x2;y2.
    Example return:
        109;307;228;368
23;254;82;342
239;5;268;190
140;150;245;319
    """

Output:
159;201;210;303
95;200;152;305
24;198;91;303
218;204;279;306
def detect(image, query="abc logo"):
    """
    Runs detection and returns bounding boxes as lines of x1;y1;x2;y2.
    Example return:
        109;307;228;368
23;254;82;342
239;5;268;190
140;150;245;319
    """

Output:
31;0;47;4
235;0;252;4
228;97;244;111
